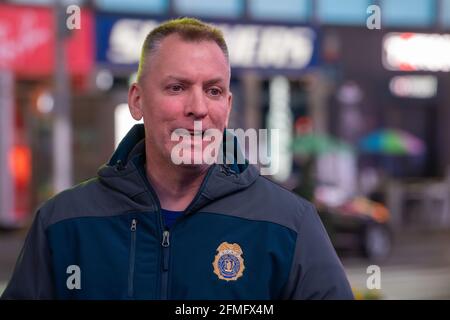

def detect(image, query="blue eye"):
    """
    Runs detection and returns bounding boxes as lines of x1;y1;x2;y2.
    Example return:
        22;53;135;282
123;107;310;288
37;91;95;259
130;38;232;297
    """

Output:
207;87;222;96
171;84;183;92
168;84;183;93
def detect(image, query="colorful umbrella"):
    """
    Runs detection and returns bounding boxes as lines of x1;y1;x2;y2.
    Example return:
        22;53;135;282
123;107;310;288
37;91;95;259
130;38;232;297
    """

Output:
359;129;425;156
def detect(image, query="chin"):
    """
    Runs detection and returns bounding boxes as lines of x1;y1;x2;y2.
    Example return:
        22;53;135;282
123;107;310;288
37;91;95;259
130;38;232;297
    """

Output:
177;162;211;172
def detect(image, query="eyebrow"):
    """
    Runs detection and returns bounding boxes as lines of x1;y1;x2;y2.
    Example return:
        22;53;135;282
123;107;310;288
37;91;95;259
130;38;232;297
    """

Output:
204;78;226;86
165;75;226;86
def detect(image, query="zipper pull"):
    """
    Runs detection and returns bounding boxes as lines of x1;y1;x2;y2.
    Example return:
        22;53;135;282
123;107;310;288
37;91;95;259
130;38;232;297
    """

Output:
221;165;231;176
162;230;170;247
131;218;137;231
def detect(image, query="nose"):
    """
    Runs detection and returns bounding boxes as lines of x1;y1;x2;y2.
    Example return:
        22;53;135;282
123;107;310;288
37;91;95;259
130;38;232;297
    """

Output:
184;87;208;119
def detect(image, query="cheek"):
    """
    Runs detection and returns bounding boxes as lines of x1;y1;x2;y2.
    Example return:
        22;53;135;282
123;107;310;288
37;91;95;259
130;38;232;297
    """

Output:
209;104;230;127
144;97;183;125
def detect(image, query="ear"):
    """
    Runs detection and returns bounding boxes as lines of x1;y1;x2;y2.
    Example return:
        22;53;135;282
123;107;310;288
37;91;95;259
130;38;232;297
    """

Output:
128;83;143;121
225;92;233;127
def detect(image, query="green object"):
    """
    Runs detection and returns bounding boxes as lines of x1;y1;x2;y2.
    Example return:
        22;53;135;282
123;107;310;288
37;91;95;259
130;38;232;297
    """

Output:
291;133;354;156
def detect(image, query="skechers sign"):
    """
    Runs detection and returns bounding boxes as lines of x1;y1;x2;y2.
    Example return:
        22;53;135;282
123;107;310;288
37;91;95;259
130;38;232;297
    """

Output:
96;15;317;71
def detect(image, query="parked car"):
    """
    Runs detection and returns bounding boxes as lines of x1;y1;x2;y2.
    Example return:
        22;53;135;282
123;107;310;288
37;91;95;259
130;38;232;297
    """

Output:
316;197;393;262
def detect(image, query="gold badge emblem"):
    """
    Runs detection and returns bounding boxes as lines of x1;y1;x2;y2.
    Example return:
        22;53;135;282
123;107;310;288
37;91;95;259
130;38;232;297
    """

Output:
212;242;245;281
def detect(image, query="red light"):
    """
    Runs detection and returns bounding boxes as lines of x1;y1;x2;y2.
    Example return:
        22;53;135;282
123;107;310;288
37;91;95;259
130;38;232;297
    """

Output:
400;33;414;40
8;145;31;188
398;63;415;71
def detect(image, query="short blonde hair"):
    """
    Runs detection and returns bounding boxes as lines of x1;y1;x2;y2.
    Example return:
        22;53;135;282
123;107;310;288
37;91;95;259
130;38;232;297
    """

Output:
137;17;229;82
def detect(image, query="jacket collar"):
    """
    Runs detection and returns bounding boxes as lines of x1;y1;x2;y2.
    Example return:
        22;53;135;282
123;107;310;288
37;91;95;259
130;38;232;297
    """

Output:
98;124;259;213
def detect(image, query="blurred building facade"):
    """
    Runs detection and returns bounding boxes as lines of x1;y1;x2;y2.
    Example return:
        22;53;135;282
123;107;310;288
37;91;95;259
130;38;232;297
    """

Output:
1;0;450;226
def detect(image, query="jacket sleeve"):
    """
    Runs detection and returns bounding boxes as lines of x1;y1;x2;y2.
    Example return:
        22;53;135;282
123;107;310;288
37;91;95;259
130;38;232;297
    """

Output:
282;202;354;300
1;210;55;299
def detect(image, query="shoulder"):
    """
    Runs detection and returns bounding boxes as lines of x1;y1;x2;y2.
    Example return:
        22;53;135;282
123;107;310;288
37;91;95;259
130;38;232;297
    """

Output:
257;176;312;209
253;175;317;229
206;174;318;234
37;177;119;229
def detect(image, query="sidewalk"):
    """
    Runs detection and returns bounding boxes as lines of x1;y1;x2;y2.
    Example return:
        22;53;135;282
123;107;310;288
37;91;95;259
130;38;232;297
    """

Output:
341;229;450;299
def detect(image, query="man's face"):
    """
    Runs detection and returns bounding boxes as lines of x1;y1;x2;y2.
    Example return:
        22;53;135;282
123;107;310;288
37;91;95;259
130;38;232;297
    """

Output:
128;34;232;167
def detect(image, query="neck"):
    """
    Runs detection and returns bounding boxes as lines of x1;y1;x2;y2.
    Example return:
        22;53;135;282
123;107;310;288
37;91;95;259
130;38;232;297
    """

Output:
145;148;210;212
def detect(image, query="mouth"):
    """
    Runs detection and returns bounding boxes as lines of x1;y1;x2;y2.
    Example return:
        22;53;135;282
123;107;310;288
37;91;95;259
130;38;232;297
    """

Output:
186;129;206;138
172;126;219;140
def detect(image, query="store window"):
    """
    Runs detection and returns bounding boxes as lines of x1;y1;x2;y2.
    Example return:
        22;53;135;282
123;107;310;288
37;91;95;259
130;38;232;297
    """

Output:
380;0;437;27
317;0;373;25
248;0;312;22
94;0;168;14
442;0;450;28
173;0;244;18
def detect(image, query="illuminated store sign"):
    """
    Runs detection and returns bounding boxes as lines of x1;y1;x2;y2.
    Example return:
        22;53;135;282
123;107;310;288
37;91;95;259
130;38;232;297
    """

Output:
97;16;317;71
0;4;93;77
389;75;437;99
383;33;450;72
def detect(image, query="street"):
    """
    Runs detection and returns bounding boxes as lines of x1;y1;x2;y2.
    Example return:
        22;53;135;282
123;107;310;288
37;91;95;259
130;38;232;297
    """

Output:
341;228;450;299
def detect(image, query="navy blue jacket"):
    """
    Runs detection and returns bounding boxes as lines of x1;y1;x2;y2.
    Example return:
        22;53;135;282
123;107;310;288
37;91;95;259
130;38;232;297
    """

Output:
2;124;353;300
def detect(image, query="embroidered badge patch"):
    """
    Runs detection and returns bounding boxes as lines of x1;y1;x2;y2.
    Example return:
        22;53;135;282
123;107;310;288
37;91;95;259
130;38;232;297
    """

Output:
213;242;245;281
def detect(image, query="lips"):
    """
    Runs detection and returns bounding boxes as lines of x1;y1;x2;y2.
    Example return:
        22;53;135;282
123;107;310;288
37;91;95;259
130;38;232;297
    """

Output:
185;127;209;136
171;126;217;139
184;129;201;136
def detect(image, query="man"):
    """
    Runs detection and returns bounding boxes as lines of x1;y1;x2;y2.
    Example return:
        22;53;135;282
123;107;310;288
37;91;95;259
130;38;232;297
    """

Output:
2;18;353;299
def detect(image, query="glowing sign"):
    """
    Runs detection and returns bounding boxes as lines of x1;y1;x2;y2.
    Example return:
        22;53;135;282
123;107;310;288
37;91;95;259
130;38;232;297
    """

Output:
389;75;437;98
101;17;317;70
383;33;450;72
0;4;93;77
218;24;315;69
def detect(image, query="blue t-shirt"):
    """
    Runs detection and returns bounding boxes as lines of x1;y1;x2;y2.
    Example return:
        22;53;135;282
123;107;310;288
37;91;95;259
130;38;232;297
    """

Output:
138;160;184;229
161;208;183;229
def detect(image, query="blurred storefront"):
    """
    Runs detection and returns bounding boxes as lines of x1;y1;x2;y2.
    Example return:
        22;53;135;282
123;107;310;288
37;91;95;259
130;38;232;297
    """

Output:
0;3;94;226
93;1;321;185
91;0;450;184
322;27;450;179
2;0;450;227
315;0;450;229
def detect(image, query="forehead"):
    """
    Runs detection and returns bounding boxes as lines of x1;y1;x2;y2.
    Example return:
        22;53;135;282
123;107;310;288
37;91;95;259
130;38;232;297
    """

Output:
147;34;230;80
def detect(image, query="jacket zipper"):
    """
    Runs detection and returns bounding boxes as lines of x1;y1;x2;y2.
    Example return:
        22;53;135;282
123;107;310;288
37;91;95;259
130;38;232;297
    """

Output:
134;158;166;299
140;181;168;300
160;229;170;300
128;218;137;297
158;165;217;299
134;155;217;299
